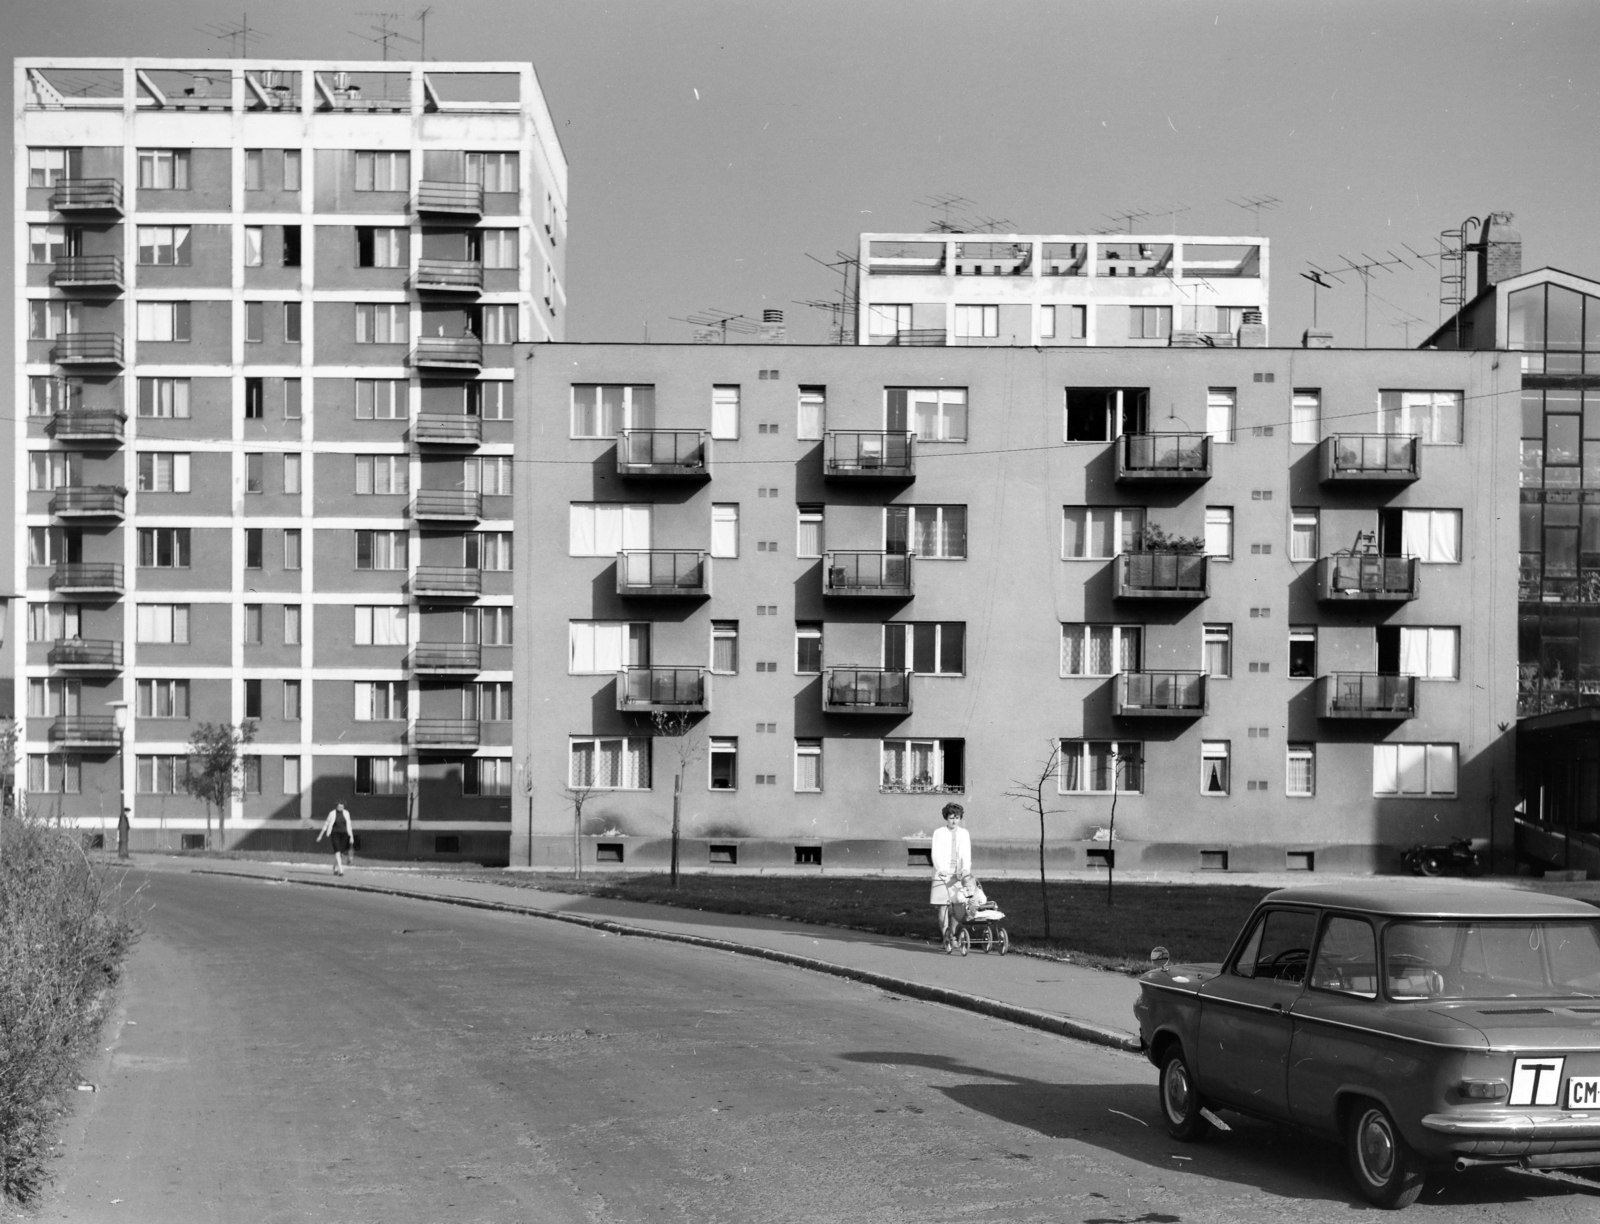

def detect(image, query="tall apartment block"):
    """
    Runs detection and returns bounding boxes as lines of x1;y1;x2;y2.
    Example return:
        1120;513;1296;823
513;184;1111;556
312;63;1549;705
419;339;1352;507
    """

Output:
857;232;1267;348
516;342;1515;875
12;59;565;859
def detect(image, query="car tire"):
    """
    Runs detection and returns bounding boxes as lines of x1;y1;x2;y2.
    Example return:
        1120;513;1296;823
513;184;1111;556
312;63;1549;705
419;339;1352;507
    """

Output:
1158;1047;1212;1143
1347;1100;1425;1209
1418;855;1445;877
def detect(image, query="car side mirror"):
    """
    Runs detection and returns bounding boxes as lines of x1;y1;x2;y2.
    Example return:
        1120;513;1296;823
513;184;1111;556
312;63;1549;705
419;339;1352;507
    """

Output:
1150;946;1170;970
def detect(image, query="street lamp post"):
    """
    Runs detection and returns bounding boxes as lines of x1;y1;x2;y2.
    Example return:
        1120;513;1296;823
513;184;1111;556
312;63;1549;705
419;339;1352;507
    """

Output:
109;701;129;858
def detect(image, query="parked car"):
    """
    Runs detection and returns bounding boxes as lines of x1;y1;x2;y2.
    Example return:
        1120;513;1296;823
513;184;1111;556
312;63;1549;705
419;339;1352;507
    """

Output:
1134;884;1600;1208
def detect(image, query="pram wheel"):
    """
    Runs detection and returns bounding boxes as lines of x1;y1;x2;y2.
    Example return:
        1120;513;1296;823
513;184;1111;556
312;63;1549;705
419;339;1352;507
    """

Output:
996;927;1009;956
957;929;970;956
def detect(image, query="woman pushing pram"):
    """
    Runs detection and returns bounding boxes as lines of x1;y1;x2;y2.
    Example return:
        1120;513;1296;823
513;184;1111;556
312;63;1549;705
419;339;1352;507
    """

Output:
930;802;1011;955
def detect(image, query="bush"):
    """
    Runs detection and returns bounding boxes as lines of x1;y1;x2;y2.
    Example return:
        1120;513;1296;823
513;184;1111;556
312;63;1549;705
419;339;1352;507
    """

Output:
0;807;138;1205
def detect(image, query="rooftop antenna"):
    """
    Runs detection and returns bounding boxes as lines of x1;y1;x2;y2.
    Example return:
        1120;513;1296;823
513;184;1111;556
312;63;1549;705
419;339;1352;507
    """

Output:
415;6;433;60
805;250;860;344
1161;202;1192;233
353;12;416;61
670;310;761;343
918;193;973;233
198;14;264;57
1300;269;1334;327
1228;194;1281;232
1102;206;1152;236
1325;251;1413;347
970;215;1014;235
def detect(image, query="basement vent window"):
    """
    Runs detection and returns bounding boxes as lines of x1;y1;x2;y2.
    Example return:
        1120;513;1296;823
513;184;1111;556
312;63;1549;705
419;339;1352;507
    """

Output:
1200;850;1230;871
906;846;933;868
1252;372;1276;383
1286;851;1315;872
181;833;207;851
596;843;624;863
794;845;822;866
434;835;461;855
710;843;738;865
1086;848;1114;870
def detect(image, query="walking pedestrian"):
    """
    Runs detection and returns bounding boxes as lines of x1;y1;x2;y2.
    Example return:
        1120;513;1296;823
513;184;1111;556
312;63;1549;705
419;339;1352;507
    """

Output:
930;801;972;953
316;802;355;876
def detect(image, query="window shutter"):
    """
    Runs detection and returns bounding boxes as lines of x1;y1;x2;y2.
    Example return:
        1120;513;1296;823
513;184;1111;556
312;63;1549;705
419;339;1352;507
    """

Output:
885;388;908;432
174;301;191;342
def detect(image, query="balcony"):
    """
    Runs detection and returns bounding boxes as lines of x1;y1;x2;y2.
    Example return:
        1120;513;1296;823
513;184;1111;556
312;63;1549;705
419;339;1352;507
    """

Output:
411;718;481;749
412;414;482;445
1114;553;1209;600
410;259;483;294
50;715;120;749
50;563;124;595
1315;555;1420;603
1116;434;1212;482
410;491;481;522
48;409;126;444
50;179;123;214
823;668;911;715
1115;671;1207;717
50;255;124;291
824;552;913;598
616;666;709;713
1319;673;1417;720
410;567;481;598
881;329;946;346
617;430;710;479
410;336;483;371
415;180;484;217
51;333;124;367
410;643;481;674
823;431;915;480
47;639;123;671
50;486;126;518
616;550;709;597
1321;434;1420;483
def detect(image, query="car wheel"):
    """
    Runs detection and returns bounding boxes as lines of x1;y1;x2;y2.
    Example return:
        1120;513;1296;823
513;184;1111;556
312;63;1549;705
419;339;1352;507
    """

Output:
1347;1101;1425;1209
1418;855;1445;878
1158;1047;1212;1142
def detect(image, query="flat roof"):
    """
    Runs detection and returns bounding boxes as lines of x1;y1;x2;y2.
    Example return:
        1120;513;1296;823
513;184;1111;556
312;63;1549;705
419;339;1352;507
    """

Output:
1263;883;1598;918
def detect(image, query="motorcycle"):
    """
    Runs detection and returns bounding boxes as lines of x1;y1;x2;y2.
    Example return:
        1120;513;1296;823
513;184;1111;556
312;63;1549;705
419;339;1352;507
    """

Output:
1401;837;1484;878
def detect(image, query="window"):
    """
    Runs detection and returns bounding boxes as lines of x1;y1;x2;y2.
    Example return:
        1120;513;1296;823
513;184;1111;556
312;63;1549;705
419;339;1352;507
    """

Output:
465;456;512;496
954;304;999;338
887;388;968;442
480;304;517;344
354;606;408;646
710;738;739;790
136;301;190;342
244;604;262;645
284;455;302;496
283;150;301;191
794;740;823;792
244;301;264;343
139;528;191;569
355;681;407;721
355;226;406;268
463;759;513;797
356;380;406;420
477;606;514;646
1060;624;1142;676
711;385;741;440
480;382;513;420
472;682;513;722
1399;509;1462;563
569;384;655;437
284;755;302;794
1291;390;1320;444
354;150;408;191
1290;509;1319;562
1062;506;1144;559
1398;627;1460;679
1130;305;1172;339
798;386;825;440
482;229;518;268
245;379;264;420
885;505;967;559
28;679;80;717
1232;909;1317;982
284;605;302;645
1040;304;1057;339
29;451;82;490
136;226;191;265
467;151;519;193
569;737;650;789
283;679;302;720
881;739;965;793
1206;388;1236;443
1286;745;1315;797
136;679;189;720
28;754;81;795
137;452;191;493
1379;391;1463;445
884;622;966;676
711;621;739;674
281;224;303;267
355;757;408;795
246;453;264;493
244;149;263;191
29;300;79;339
1373;743;1458;797
28;527;69;567
1201;741;1231;794
355;455;409;495
138;377;190;418
29;376;79;417
795;623;823;674
355;304;407;344
355;530;407;570
796;506;824;558
28;224;66;264
27;147;75;187
136;603;190;644
1058;740;1143;793
475;531;513;571
1205;507;1234;559
28;603;80;642
136;756;189;794
284;303;302;344
1203;624;1232;677
244;679;263;719
244;226;264;267
137;149;190;190
1289;627;1317;678
711;504;740;558
568;621;648;673
568;504;651;556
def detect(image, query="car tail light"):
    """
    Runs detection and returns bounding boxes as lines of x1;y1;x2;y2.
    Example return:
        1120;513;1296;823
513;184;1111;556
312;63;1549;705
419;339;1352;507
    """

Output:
1459;1079;1509;1100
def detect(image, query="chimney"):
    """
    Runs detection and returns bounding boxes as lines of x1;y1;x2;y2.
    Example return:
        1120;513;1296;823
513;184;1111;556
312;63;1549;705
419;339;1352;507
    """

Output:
1477;211;1521;293
758;308;786;344
1237;309;1266;348
1302;329;1334;349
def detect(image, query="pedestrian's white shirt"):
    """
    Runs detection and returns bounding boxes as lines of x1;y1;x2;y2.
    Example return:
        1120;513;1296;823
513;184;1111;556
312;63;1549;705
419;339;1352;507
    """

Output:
931;825;971;881
321;807;353;838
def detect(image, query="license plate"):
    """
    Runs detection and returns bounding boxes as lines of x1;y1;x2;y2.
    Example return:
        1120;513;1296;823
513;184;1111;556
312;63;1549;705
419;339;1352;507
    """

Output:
1510;1057;1565;1106
1569;1076;1600;1110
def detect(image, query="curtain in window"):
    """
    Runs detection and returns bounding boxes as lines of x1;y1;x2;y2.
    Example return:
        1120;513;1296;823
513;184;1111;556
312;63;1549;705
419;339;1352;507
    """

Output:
1396;744;1426;793
1118;628;1142;673
795;748;821;791
1061;743;1082;791
798;392;824;440
1086;626;1112;675
1426;744;1457;794
1399;628;1430;678
1431;512;1459;562
1061;627;1084;675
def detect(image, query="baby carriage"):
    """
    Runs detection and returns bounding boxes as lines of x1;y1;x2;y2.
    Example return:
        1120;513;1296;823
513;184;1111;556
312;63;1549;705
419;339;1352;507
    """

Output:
946;879;1009;956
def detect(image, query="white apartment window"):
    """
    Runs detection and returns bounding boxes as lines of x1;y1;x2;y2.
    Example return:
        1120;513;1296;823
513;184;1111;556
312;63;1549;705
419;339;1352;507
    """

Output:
798;386;825;440
568;504;652;556
28;679;80;717
134;226;194;266
136;756;189;794
477;606;514;646
246;452;265;492
480;304;517;344
244;757;264;796
28;603;80;642
244;301;264;343
1205;507;1234;559
244;604;263;645
954;304;999;338
465;456;513;496
709;738;739;790
355;530;407;570
284;605;302;645
137;149;189;190
244;226;264;267
28;225;65;263
29;300;79;340
283;150;301;191
797;506;824;558
482;229;518;268
1290;509;1319;562
354;606;408;646
283;755;302;795
464;759;513;796
1206;388;1236;443
1401;510;1462;563
571;384;655;437
467;151;519;193
138;377;190;418
137;528;190;568
283;679;302;719
355;455;409;495
1379;390;1463;445
27;527;66;566
890;388;968;442
568;622;649;673
794;740;823;792
244;149;263;191
1291;390;1320;444
355;757;408;795
1059;740;1143;793
480;382;513;420
356;379;407;419
1040;305;1056;339
1130;305;1172;339
136;603;190;644
138;452;190;493
354;150;409;191
868;303;912;337
136;301;190;342
1068;305;1088;339
354;681;407;721
476;531;513;571
28;147;73;187
1373;743;1458;797
284;454;302;495
1201;741;1231;794
795;623;822;674
569;737;650;790
356;227;405;268
1062;506;1144;559
881;739;965;794
1399;627;1460;679
1203;624;1232;677
712;385;741;440
884;622;966;676
1061;624;1142;676
28;755;81;795
136;679;189;719
1286;745;1315;797
29;451;82;490
355;304;407;344
885;505;967;559
711;621;739;674
711;504;740;558
29;377;79;416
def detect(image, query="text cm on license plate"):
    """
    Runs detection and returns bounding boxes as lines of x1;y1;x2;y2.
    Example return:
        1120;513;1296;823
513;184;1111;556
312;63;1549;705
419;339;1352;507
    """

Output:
1570;1075;1600;1109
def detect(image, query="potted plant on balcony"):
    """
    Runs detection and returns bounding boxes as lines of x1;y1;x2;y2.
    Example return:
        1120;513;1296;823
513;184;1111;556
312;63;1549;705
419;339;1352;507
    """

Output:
1126;524;1206;588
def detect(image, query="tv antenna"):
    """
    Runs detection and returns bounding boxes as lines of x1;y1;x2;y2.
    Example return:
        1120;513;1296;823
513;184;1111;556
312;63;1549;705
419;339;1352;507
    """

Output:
970;215;1014;235
918;193;973;233
1323;252;1415;348
1229;195;1281;232
670;310;761;343
353;12;417;61
1102;206;1152;235
1301;269;1334;327
415;6;434;60
198;14;265;57
1160;202;1192;233
804;250;860;344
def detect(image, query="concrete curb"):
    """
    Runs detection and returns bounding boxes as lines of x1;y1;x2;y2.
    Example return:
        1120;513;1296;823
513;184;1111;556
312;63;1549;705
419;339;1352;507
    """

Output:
193;868;1143;1054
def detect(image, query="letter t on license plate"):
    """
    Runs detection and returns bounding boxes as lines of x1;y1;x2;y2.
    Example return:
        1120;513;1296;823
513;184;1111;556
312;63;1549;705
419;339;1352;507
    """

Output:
1509;1057;1565;1106
1569;1075;1600;1110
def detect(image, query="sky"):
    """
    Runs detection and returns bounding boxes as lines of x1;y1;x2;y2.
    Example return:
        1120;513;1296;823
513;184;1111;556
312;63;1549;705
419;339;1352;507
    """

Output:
6;0;1600;349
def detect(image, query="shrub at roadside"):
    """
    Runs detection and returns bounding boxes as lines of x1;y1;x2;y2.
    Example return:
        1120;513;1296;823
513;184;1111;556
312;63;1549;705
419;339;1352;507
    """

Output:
0;808;138;1206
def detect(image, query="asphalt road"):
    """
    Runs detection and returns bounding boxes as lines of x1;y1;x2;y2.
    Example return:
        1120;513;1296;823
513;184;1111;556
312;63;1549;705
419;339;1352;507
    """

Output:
34;870;1600;1223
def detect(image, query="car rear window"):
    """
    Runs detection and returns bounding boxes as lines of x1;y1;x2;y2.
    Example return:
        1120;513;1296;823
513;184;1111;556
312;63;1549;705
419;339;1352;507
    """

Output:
1384;920;1600;1000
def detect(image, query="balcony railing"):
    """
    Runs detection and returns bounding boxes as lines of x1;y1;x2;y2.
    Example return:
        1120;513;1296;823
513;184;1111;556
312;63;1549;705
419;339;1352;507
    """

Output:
51;333;124;366
50;179;123;213
49;409;126;443
1315;555;1420;602
616;666;709;713
616;550;710;597
415;180;484;216
50;486;126;517
823;431;915;480
1115;552;1209;600
410;259;484;293
823;668;911;714
47;639;123;670
412;414;482;445
410;643;482;673
1321;434;1421;482
824;551;913;598
881;328;947;346
50;563;124;594
617;430;710;478
410;490;481;521
1116;434;1212;481
1320;673;1417;720
50;715;120;748
410;336;483;370
50;254;124;290
411;718;482;748
1116;671;1207;717
410;566;482;597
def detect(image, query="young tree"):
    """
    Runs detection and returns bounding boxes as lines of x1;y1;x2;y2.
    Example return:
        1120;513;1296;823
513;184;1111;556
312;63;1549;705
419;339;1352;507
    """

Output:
1005;740;1063;942
184;721;257;850
564;783;593;878
650;710;703;888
